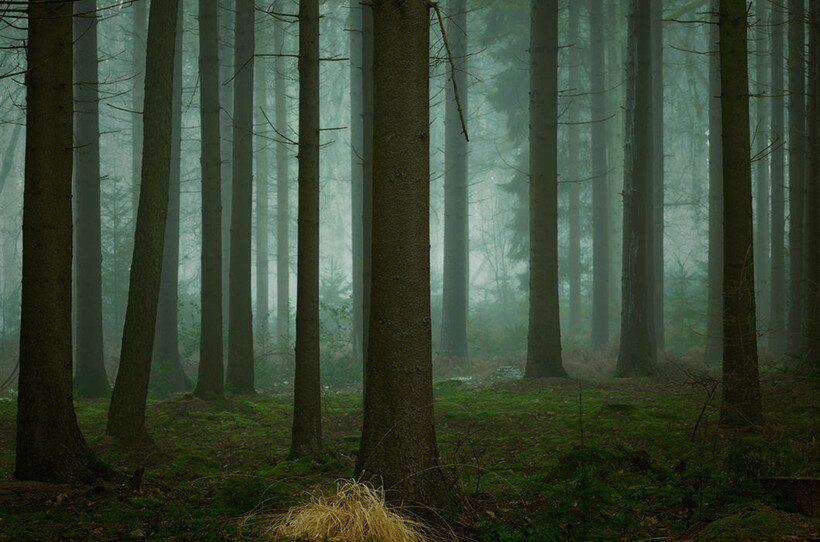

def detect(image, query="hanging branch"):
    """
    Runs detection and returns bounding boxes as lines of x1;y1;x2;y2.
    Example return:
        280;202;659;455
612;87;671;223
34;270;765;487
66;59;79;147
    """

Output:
430;1;469;141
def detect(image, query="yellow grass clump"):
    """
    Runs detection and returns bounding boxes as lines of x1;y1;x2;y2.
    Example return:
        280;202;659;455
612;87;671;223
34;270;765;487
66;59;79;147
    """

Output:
264;479;446;542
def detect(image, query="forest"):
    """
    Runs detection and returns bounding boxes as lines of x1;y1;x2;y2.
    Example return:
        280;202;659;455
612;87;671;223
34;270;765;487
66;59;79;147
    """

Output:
0;0;818;540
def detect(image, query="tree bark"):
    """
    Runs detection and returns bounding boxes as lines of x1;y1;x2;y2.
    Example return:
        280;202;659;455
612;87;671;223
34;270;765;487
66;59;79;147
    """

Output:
803;5;820;365
440;0;470;362
107;0;180;444
152;2;189;397
195;0;224;399
770;1;787;355
525;0;566;379
567;0;582;337
131;0;146;214
362;6;374;370
590;0;610;350
73;0;109;398
226;0;256;394
291;0;322;457
616;0;657;377
274;0;290;348
706;0;724;364
787;0;806;358
15;0;108;482
718;0;763;428
356;0;448;508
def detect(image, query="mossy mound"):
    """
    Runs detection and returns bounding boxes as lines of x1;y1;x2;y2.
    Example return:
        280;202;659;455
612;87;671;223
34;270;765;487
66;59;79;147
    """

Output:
697;505;819;541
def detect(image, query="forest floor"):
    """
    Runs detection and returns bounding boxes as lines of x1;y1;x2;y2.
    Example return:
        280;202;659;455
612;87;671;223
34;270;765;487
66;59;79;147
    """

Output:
0;364;817;541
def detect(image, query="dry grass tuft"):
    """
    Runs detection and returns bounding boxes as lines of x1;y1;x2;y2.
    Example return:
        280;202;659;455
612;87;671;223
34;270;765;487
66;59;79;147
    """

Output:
262;479;447;542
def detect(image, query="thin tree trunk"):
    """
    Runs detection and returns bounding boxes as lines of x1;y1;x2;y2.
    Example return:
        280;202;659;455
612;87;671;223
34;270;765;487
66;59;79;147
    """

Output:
132;0;146;214
803;5;820;364
291;0;322;457
754;0;771;326
567;0;582;337
770;1;787;355
787;0;806;357
525;0;566;379
616;0;657;377
362;6;374;369
274;0;290;348
220;2;235;333
706;0;724;364
356;0;448;508
590;0;610;350
152;2;189;396
73;0;109;398
440;0;469;362
350;1;364;369
651;0;665;352
718;0;762;428
255;29;270;342
606;0;624;335
15;0;108;482
226;0;256;394
106;0;180;444
195;0;224;399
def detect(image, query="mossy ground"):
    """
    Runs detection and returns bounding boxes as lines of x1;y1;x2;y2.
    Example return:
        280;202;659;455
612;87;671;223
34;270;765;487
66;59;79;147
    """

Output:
0;369;816;541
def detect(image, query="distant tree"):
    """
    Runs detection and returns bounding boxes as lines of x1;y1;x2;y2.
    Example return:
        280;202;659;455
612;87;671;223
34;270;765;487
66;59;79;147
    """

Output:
152;2;190;396
274;0;291;348
226;0;256;394
525;0;566;379
221;2;235;332
16;0;108;481
770;0;787;355
73;0;109;398
787;0;806;358
650;0;665;352
131;0;146;212
804;5;820;364
350;0;364;368
754;0;771;324
440;0;470;362
706;0;723;364
566;0;582;337
356;0;448;507
617;0;657;376
255;17;270;343
291;0;322;457
195;0;225;399
107;0;180;444
589;0;610;350
718;0;762;427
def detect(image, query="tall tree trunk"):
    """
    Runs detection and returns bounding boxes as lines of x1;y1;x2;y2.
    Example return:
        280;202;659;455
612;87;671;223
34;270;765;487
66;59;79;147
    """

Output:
440;0;470;362
350;1;364;369
152;2;189;396
616;0;657;377
220;2;235;334
362;6;374;369
606;0;624;335
275;0;290;348
356;0;448;508
718;0;763;427
195;0;224;399
226;0;255;394
706;0;724;364
73;0;109;398
566;0;582;337
590;0;610;350
15;0;108;482
525;0;566;379
255;26;270;343
787;0;806;358
291;0;322;457
754;0;771;326
106;0;180;444
651;0;664;352
804;5;820;364
132;0;146;214
770;1;787;355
